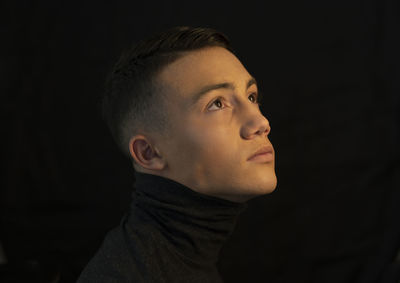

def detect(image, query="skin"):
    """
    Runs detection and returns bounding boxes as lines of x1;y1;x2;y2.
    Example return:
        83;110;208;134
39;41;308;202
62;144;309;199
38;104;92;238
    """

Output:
129;46;277;203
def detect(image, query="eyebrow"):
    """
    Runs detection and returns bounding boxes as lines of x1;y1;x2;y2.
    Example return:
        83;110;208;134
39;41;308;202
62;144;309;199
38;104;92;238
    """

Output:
190;76;258;106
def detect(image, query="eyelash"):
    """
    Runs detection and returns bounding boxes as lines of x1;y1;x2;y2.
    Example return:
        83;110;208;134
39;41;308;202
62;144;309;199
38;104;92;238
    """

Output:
208;93;261;111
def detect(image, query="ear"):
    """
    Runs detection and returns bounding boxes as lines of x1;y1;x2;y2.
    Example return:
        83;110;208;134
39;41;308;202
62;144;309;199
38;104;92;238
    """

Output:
128;135;166;171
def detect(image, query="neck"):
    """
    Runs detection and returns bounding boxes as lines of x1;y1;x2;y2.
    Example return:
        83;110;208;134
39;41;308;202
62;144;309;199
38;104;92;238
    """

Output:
131;171;248;264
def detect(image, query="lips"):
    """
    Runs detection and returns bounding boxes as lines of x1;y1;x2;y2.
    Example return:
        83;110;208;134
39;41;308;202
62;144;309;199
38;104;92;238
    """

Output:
247;145;273;161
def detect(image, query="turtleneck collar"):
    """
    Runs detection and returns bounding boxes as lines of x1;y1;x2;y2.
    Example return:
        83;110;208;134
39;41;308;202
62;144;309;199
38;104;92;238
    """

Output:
131;171;248;265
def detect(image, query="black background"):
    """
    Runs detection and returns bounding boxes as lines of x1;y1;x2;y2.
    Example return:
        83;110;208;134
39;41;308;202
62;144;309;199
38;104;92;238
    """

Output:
1;0;399;282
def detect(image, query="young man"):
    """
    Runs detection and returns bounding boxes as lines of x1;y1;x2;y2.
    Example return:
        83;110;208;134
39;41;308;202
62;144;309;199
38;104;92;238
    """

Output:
77;26;277;283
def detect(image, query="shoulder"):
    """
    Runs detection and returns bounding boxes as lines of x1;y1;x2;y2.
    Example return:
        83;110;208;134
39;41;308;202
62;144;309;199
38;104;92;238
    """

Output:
77;226;141;282
77;214;170;282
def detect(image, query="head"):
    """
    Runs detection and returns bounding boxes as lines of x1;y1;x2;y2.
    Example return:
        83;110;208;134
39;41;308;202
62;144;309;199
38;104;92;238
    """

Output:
102;26;277;203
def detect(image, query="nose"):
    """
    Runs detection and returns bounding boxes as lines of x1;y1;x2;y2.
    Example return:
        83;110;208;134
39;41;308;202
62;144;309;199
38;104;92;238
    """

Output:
241;110;271;139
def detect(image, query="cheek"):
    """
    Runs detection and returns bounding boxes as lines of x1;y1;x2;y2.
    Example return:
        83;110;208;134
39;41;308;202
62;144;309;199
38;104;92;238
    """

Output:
184;121;235;163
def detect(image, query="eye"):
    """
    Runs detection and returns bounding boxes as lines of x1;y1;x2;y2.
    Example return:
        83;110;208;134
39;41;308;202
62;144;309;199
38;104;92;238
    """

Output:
248;92;260;104
207;93;261;111
207;97;225;111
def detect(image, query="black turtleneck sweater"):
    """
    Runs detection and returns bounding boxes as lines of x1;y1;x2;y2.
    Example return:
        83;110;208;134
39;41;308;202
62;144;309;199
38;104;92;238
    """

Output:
77;171;247;283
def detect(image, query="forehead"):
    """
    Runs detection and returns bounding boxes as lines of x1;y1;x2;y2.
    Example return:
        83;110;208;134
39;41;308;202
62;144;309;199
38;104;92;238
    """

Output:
157;47;252;98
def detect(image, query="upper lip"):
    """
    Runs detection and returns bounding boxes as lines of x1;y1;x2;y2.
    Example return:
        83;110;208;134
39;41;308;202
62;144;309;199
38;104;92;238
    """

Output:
247;145;273;160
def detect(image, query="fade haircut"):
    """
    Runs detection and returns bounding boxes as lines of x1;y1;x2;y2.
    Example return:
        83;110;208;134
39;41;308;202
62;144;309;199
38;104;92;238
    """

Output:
102;26;235;162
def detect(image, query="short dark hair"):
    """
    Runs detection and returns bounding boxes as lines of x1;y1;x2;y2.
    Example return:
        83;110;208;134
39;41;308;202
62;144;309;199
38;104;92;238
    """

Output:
101;26;235;161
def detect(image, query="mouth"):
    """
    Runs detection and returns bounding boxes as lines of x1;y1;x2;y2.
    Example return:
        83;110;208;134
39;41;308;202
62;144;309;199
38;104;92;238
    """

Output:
247;145;274;163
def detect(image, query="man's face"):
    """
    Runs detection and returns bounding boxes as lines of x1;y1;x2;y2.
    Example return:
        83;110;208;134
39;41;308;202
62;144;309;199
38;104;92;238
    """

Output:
150;46;277;202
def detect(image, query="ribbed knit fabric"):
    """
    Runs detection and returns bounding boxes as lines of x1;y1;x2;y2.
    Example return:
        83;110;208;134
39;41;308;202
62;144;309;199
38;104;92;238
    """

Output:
77;171;247;283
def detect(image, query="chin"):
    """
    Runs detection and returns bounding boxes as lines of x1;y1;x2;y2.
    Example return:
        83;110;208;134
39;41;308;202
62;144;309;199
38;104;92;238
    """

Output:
252;183;276;196
249;181;277;200
256;174;278;195
226;179;278;203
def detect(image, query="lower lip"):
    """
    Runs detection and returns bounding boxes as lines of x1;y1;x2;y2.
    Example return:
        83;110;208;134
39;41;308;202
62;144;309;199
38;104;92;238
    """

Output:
248;152;274;163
